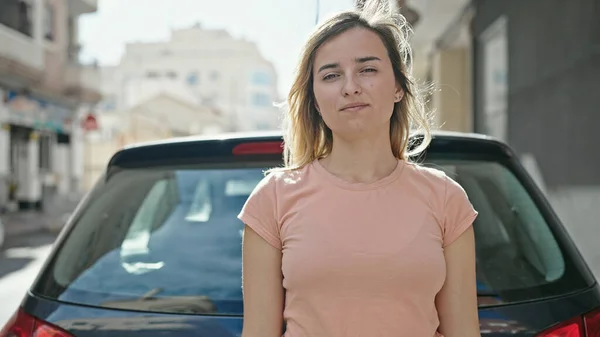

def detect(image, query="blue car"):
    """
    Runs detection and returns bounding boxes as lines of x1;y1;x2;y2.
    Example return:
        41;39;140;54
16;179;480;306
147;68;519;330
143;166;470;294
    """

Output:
2;131;600;336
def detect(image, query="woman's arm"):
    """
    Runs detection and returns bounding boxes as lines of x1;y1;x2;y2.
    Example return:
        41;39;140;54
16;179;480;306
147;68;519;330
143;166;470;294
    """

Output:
435;226;480;337
241;225;285;337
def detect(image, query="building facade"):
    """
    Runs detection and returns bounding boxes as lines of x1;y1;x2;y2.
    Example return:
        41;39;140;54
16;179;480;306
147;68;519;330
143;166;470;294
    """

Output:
471;0;599;187
0;0;101;211
98;25;281;132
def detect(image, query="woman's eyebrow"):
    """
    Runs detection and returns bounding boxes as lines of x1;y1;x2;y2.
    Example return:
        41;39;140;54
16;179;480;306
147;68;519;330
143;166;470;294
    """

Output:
317;56;381;73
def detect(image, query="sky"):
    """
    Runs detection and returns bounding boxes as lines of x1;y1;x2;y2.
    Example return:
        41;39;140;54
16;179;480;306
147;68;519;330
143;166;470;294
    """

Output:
78;0;355;96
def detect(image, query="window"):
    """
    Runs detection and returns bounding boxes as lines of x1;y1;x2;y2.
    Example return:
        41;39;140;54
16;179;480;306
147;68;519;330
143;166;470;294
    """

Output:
433;160;566;301
251;92;271;107
478;16;508;142
66;17;77;61
146;71;159;78
0;0;33;37
38;133;52;171
44;3;54;41
42;166;268;315
186;71;199;86
34;157;588;316
166;71;178;79
251;71;271;86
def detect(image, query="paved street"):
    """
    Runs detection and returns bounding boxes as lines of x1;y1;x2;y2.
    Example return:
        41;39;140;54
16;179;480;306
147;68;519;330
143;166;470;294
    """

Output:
0;232;56;327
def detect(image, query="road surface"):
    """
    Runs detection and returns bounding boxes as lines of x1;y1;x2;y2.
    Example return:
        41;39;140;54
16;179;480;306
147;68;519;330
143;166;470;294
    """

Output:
0;232;55;327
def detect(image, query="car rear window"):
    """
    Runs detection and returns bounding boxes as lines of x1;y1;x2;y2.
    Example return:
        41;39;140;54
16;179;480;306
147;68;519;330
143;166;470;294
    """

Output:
34;158;590;315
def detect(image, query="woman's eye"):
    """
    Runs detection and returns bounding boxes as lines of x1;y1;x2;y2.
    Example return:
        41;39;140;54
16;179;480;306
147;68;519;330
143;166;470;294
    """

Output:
362;68;376;73
323;73;338;80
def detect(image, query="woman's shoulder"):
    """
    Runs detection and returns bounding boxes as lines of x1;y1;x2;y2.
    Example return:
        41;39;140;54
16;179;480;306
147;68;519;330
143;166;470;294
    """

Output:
403;161;451;187
254;163;313;191
403;161;470;206
241;164;313;226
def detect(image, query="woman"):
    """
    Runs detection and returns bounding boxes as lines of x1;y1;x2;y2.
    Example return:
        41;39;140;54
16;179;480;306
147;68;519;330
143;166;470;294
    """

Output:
238;1;480;336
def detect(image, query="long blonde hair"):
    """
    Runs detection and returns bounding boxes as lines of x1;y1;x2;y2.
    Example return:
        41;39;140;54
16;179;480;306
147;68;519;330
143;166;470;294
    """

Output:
279;0;432;171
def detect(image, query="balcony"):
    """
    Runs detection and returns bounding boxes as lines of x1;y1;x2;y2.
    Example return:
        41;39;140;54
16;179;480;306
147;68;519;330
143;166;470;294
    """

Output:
0;19;45;85
68;0;98;14
64;63;102;103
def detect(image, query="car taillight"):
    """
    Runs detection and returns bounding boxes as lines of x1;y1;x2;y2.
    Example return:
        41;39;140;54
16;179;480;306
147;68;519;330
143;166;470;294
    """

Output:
232;141;283;155
536;307;600;337
584;307;600;336
0;309;74;337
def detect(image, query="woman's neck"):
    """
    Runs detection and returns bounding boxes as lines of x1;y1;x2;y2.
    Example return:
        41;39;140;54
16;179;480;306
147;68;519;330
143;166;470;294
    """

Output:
320;132;398;184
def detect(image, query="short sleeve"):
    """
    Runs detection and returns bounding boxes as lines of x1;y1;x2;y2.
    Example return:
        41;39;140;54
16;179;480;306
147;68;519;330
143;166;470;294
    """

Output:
442;175;478;247
237;173;282;250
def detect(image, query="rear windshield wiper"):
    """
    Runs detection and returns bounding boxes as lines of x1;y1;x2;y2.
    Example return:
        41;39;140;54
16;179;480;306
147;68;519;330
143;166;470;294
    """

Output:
100;288;217;314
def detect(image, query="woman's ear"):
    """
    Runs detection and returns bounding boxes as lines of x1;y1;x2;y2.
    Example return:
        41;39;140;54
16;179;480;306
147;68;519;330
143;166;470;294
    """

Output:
394;88;404;102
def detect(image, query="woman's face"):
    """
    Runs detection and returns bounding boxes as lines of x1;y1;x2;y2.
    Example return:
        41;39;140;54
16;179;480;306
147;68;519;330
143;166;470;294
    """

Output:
312;27;402;139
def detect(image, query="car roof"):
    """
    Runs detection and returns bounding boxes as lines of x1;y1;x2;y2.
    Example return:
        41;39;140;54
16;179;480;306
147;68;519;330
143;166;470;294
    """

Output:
108;130;516;168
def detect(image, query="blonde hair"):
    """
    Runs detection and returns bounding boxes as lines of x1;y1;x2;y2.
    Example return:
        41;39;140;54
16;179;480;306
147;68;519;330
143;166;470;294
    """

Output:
278;0;432;171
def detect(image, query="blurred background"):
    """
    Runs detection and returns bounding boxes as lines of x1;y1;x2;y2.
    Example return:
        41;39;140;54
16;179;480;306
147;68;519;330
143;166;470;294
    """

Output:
0;0;597;323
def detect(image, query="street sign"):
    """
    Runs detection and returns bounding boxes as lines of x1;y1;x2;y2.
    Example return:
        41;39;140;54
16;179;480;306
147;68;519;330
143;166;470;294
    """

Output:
82;113;98;131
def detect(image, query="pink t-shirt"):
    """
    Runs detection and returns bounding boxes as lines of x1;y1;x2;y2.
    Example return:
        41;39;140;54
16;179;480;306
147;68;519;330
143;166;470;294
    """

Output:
238;159;478;337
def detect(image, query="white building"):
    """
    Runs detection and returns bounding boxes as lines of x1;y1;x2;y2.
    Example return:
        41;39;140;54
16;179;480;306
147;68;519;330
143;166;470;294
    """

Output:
0;0;100;212
83;92;226;191
99;24;281;132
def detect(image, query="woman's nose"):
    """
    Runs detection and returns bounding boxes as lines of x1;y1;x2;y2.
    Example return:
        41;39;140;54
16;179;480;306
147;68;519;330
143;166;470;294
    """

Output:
342;75;362;96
